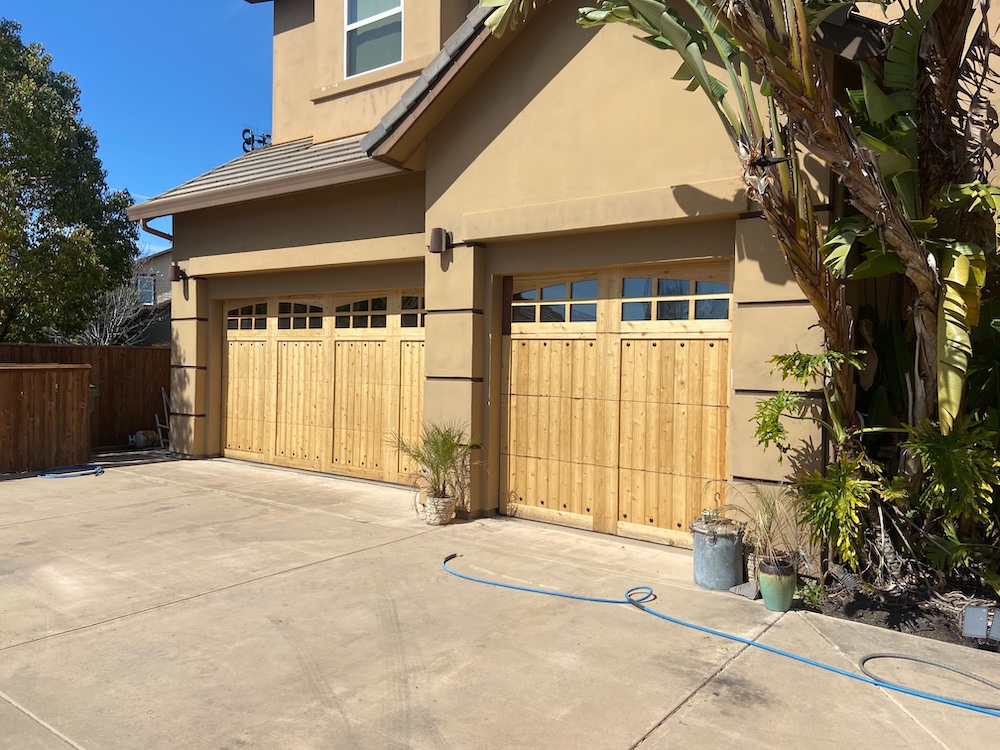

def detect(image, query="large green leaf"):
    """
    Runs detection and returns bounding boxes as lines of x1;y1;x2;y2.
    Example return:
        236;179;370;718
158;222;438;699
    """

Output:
850;249;907;280
936;241;988;433
858;133;914;179
860;63;906;124
821;215;871;278
883;0;943;92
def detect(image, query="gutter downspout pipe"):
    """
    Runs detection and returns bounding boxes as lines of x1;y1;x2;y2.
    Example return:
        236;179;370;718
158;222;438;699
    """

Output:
139;218;173;244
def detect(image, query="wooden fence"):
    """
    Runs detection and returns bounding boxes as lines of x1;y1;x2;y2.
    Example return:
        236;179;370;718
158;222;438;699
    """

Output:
0;364;91;473
0;344;170;448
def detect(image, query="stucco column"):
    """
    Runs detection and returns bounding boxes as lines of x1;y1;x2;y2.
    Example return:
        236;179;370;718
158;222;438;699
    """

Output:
423;245;488;516
729;215;824;482
169;276;214;457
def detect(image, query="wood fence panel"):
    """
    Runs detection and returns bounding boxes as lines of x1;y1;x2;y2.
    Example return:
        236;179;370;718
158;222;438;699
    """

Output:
0;344;170;448
0;364;91;473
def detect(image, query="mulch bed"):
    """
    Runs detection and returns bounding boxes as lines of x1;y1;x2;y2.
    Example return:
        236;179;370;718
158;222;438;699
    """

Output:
807;585;999;651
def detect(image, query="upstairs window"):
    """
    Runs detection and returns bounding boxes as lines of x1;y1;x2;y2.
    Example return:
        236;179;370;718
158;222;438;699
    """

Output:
346;0;402;77
137;275;155;306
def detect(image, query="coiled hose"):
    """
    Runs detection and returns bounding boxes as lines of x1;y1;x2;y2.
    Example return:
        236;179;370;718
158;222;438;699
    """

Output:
441;554;1000;718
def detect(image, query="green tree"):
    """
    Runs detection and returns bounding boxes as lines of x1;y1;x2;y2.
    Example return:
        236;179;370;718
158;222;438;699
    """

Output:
0;19;138;343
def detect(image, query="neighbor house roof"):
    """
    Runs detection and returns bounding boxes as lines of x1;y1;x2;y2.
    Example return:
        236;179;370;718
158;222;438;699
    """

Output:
128;136;404;221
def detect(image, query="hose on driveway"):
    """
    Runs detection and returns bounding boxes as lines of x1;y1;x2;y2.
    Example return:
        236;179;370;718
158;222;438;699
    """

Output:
441;553;1000;718
39;464;104;478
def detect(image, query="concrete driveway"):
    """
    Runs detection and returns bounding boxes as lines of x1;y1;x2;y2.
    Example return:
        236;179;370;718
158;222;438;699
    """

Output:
1;455;997;749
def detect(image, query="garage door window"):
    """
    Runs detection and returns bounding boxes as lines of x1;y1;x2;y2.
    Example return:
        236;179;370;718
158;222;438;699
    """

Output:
622;277;730;322
227;303;267;330
512;278;597;324
401;295;426;328
335;296;388;329
278;302;323;330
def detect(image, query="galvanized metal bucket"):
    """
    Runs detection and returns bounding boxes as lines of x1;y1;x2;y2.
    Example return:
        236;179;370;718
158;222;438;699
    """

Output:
690;509;744;591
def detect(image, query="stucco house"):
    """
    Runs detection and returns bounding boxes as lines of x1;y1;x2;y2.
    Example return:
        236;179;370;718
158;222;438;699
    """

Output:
136;247;172;346
128;0;823;547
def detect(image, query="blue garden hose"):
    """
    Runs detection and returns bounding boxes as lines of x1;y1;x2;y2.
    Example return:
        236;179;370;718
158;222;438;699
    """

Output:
441;554;1000;718
39;464;104;478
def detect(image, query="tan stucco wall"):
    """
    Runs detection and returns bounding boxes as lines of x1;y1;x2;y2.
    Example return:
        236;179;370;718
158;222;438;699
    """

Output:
273;0;316;143
273;0;472;144
424;0;744;243
172;172;425;275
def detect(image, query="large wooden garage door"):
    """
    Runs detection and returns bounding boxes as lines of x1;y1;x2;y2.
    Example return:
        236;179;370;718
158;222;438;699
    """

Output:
501;262;730;546
223;291;425;483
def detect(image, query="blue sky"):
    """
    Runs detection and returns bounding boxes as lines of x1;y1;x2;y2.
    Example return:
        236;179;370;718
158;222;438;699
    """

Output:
3;1;273;254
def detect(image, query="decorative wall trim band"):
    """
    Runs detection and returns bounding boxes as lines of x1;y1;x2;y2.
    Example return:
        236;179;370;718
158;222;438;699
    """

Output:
735;299;813;308
424;308;484;315
735;388;823;397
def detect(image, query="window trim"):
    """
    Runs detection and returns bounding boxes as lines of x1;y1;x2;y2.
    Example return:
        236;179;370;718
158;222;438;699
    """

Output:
137;275;156;306
344;0;404;79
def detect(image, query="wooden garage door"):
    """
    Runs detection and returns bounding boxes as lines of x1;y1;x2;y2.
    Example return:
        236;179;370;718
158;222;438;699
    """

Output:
500;262;730;546
223;291;425;483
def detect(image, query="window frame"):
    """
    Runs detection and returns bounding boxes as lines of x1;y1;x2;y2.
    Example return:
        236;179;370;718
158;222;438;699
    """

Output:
137;275;156;306
344;0;404;79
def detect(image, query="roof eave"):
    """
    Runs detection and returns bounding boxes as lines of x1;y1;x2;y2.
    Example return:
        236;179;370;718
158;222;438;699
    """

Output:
127;159;402;221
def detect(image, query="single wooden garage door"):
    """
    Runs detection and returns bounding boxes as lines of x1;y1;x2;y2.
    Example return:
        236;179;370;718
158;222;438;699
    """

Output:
223;291;425;483
501;262;730;546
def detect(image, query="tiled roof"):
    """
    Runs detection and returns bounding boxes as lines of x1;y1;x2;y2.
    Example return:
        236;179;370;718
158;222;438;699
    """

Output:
128;136;403;220
360;5;493;156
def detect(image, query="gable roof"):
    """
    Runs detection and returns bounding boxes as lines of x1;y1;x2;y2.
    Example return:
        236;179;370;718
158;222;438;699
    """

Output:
360;5;495;160
128;135;403;221
362;4;886;165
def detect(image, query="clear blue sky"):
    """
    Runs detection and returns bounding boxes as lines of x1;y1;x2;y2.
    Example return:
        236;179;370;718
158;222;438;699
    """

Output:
3;1;273;254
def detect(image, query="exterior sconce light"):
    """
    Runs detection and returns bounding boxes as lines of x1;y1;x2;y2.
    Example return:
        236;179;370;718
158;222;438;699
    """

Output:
428;227;486;254
169;264;189;282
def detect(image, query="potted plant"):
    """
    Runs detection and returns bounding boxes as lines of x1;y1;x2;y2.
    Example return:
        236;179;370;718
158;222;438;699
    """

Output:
394;422;473;526
726;483;801;612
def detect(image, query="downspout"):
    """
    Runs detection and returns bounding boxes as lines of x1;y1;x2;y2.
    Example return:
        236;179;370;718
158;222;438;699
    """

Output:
139;218;173;244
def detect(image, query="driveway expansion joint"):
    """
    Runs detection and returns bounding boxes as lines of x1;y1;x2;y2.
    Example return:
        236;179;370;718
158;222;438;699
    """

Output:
0;687;90;750
628;613;785;749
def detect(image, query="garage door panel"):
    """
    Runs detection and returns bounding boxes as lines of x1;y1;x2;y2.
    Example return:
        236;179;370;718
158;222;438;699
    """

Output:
505;394;617;466
506;456;610;517
333;340;386;475
275;340;328;469
621;339;729;407
225;340;268;454
619;470;717;533
224;292;424;484
504;263;731;545
396;340;425;478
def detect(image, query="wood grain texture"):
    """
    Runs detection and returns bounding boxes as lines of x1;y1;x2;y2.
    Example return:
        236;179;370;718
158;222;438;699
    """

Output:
501;264;731;544
0;345;170;448
0;364;91;473
222;291;424;484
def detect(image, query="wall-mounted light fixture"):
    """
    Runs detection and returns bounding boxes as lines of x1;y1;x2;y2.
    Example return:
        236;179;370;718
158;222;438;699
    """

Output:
428;227;486;254
168;264;189;282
